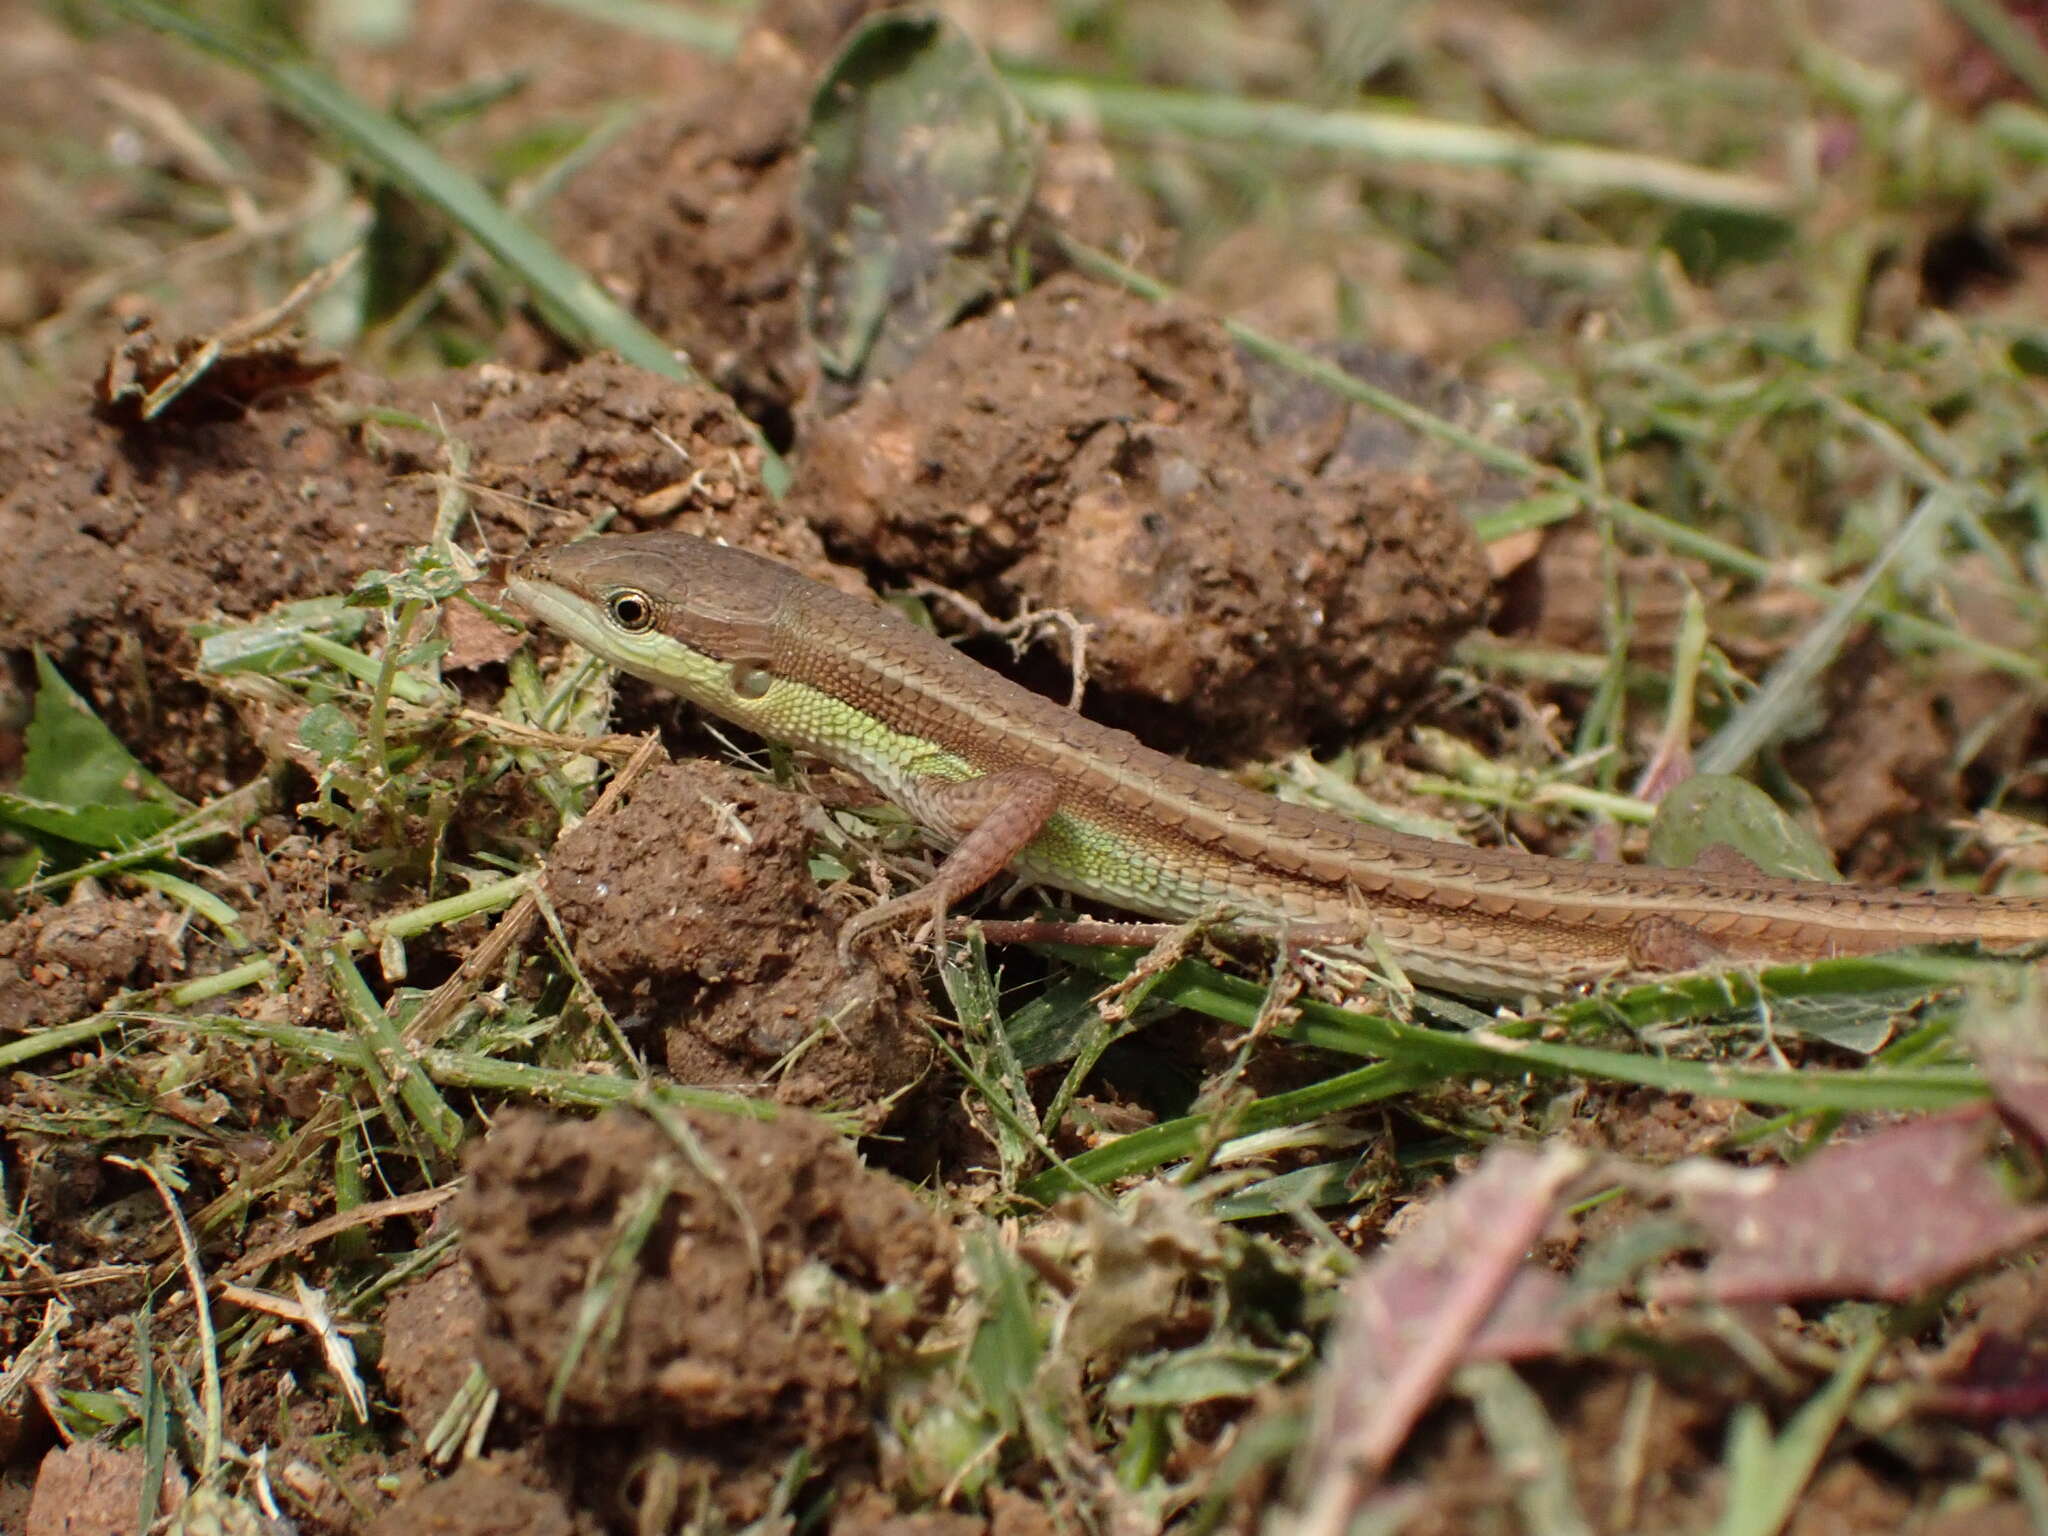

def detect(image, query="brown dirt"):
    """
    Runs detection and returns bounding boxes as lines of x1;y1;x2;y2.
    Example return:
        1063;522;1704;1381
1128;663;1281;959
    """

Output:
830;1487;992;1536
1496;521;1714;661
24;1439;182;1536
365;1455;595;1536
0;891;184;1037
792;274;1494;760
534;21;826;433
1562;1085;1751;1164
536;0;1174;442
0;355;786;796
1238;342;1545;517
1783;632;1958;872
4;3;2047;1533
545;759;932;1110
0;0;739;388
1394;1366;1728;1536
1501;522;2048;873
458;1107;956;1528
381;1257;487;1441
332;0;719;125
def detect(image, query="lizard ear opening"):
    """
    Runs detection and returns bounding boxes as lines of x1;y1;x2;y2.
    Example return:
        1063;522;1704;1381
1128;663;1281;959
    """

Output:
729;662;774;700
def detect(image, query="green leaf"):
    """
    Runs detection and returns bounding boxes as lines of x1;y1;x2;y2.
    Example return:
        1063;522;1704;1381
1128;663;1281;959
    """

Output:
1749;993;1903;1054
0;845;42;889
0;654;189;855
1106;1343;1303;1407
20;651;188;814
196;596;367;676
798;9;1037;401
137;1296;169;1535
349;553;468;609
2011;333;2048;377
1003;973;1118;1069
53;1389;138;1436
1460;1360;1593;1536
126;869;245;940
1659;206;1793;279
1211;1160;1370;1221
0;793;184;852
1712;1330;1882;1536
962;1232;1042;1433
1645;774;1841;883
298;704;361;765
1470;488;1586;543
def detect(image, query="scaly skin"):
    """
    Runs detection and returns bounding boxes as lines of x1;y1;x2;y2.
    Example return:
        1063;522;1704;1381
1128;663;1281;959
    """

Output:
507;531;2048;999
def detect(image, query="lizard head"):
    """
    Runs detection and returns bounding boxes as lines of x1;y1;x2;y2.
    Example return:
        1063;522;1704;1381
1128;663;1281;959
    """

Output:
506;531;796;708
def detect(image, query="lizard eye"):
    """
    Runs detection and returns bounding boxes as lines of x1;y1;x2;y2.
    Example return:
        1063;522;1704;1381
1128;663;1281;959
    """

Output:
606;589;656;633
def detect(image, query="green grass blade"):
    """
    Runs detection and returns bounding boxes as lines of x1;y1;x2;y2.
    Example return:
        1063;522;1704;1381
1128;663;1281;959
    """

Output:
1697;487;1967;774
1022;1060;1433;1201
1043;947;1989;1115
1713;1330;1883;1536
1007;74;1793;216
1945;0;2048;107
517;0;742;53
323;947;465;1157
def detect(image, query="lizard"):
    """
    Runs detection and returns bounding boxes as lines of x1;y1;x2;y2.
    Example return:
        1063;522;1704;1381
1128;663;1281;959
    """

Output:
505;531;2048;1000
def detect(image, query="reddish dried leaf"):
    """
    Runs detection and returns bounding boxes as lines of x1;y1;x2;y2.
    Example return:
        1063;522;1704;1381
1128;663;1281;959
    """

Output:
1302;1143;1587;1501
1924;1332;2048;1420
97;322;336;424
1463;1265;1575;1363
1666;1110;2048;1304
1984;1050;2048;1150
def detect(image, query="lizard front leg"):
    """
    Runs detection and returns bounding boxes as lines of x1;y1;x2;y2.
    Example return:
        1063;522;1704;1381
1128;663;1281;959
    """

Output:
837;769;1063;964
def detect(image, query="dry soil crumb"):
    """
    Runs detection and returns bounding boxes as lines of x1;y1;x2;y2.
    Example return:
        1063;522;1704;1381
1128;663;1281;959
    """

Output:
830;1486;989;1536
380;1259;487;1441
792;274;1493;760
0;892;183;1037
1784;632;1955;872
24;1440;181;1536
545;759;932;1113
459;1107;954;1523
365;1455;592;1536
1238;340;1548;517
1494;520;1708;660
209;822;377;950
